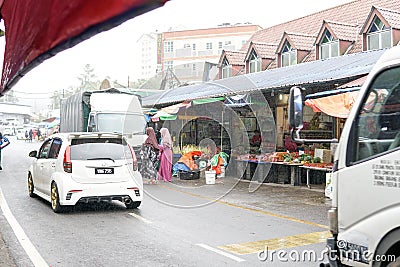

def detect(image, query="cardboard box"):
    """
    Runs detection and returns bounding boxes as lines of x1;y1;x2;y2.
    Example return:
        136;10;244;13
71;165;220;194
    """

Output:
314;148;331;163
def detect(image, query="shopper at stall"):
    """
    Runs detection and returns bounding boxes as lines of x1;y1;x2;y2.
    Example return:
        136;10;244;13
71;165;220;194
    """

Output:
140;127;160;184
250;130;262;148
158;128;173;182
284;134;298;152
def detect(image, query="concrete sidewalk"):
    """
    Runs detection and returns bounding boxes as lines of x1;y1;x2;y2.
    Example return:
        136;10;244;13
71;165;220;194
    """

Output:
0;231;17;267
167;175;330;227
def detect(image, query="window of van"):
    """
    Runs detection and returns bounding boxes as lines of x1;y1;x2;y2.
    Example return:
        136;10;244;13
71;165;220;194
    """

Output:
351;66;400;162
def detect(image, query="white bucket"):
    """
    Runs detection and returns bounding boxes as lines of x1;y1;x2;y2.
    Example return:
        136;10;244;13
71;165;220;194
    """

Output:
205;171;216;185
217;166;225;178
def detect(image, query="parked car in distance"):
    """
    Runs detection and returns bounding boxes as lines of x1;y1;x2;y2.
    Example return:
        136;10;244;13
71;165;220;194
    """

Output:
28;132;143;213
3;126;14;136
16;127;26;140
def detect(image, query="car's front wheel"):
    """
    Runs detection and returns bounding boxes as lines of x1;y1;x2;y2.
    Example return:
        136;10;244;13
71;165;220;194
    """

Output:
51;182;63;213
28;173;36;198
125;201;141;209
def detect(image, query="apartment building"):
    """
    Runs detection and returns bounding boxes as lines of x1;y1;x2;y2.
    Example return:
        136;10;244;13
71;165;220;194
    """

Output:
160;24;262;85
135;33;161;80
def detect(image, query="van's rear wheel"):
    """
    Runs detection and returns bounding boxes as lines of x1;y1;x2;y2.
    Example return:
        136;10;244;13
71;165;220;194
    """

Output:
51;183;63;213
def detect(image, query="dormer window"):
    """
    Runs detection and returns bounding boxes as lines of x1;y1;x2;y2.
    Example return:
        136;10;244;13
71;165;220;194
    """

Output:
319;29;339;59
221;58;232;78
248;50;261;73
281;41;296;67
367;16;391;50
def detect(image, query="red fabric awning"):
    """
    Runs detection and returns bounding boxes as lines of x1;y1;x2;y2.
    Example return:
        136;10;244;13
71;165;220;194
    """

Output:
305;91;359;118
0;0;167;95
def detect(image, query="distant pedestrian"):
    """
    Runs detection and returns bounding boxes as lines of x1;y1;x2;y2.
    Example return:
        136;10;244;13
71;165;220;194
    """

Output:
25;130;29;142
0;132;10;170
29;129;33;142
157;128;173;182
37;128;41;141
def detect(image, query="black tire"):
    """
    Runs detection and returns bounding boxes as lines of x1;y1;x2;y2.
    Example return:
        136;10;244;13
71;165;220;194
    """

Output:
125;201;141;209
374;228;400;267
28;173;36;198
51;182;63;213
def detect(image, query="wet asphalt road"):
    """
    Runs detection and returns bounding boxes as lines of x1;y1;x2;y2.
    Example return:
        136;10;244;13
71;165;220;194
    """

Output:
0;137;331;266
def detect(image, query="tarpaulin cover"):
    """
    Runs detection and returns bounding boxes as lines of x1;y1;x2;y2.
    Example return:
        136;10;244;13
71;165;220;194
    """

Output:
0;0;168;95
305;91;360;118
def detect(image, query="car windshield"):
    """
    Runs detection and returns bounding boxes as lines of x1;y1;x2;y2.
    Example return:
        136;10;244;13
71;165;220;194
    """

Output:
70;138;132;161
96;113;146;134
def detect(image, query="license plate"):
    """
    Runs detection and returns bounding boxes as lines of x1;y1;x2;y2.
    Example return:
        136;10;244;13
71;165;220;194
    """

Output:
95;168;114;174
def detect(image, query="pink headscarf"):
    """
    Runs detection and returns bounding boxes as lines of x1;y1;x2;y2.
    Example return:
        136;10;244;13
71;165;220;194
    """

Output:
160;128;172;148
144;127;159;150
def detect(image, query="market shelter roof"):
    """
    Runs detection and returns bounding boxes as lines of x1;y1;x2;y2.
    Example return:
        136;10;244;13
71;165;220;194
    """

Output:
143;48;387;107
0;0;168;95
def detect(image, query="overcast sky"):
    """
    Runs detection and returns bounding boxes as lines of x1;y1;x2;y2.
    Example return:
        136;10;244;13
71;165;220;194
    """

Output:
1;0;354;102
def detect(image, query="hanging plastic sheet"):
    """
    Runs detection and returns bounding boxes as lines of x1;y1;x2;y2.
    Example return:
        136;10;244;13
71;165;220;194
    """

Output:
0;0;168;94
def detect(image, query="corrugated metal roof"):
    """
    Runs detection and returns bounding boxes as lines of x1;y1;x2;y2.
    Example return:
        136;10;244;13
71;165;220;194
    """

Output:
143;48;387;107
305;87;360;99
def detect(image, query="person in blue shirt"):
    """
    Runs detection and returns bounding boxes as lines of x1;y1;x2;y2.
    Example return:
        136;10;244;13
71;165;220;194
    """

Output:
0;132;10;170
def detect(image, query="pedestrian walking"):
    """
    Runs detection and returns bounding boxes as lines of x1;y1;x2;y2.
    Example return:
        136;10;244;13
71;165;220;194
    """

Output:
139;127;159;184
157;128;173;182
25;130;29;142
0;132;10;170
29;129;33;142
37;128;41;141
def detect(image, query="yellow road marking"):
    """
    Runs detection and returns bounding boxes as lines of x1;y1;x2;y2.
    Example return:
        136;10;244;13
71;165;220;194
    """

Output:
218;231;331;255
128;213;153;224
159;184;329;229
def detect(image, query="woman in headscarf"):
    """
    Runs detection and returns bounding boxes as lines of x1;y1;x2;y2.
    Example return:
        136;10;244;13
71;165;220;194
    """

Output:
140;127;159;184
158;128;173;182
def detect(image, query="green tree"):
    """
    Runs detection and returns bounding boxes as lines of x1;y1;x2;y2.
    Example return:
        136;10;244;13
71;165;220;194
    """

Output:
50;87;75;109
77;64;100;91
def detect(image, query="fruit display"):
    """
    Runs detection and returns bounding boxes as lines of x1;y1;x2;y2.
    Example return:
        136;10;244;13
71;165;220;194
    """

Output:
236;151;331;165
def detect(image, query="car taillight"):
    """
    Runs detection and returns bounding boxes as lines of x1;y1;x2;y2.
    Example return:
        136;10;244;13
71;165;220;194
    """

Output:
63;145;72;173
128;144;138;171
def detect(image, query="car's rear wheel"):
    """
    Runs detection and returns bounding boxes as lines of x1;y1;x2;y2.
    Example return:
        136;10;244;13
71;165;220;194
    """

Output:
51;182;63;213
28;173;36;197
125;201;141;209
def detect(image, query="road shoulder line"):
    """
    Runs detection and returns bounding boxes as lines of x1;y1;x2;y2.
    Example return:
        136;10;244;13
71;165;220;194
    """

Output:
0;188;48;267
196;243;246;262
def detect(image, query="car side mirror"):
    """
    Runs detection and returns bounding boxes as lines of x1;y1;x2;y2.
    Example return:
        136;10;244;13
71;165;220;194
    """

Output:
29;150;38;158
288;86;304;129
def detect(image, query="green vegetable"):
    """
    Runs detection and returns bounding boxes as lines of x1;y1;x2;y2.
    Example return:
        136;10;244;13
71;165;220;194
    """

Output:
313;157;321;163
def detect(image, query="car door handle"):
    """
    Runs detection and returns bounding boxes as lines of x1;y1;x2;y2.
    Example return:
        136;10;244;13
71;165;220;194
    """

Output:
40;164;45;168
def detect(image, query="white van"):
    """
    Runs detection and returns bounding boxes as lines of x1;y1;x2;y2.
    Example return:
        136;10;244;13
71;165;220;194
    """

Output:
289;46;400;266
16;127;26;140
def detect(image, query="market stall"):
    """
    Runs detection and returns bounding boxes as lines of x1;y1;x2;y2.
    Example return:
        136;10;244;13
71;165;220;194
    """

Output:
235;150;333;186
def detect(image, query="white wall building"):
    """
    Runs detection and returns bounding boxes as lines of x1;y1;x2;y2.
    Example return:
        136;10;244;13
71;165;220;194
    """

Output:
0;102;33;126
161;23;262;84
135;24;262;87
135;33;161;80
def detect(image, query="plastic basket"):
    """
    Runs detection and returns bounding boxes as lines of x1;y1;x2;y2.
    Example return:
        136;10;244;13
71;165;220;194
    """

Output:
178;170;200;180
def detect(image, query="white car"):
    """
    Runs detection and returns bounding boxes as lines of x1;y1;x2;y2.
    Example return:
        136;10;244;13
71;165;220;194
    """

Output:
28;132;143;213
